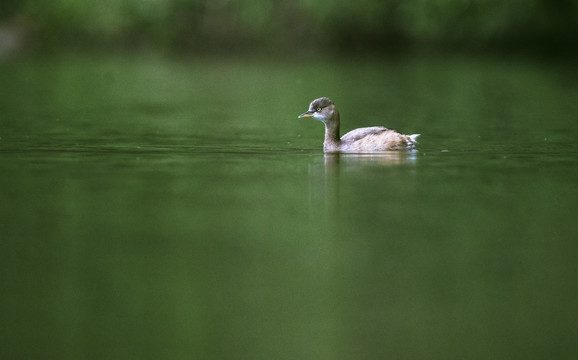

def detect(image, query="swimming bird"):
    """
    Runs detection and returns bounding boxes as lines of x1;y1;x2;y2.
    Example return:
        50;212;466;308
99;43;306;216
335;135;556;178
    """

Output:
298;97;419;153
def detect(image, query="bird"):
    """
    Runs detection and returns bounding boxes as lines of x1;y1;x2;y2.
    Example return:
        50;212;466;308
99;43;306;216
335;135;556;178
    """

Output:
298;97;419;153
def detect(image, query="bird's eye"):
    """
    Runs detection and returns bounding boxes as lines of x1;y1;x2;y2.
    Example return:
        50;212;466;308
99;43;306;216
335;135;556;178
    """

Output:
316;107;322;112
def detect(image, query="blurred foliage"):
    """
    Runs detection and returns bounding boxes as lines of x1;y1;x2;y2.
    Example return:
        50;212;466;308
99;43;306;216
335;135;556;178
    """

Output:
2;0;578;54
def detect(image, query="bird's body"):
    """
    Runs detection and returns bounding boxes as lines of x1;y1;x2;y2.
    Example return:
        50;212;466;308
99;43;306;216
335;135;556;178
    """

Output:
298;97;419;153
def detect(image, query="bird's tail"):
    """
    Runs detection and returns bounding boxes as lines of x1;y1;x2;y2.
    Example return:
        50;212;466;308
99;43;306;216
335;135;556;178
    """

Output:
409;134;420;143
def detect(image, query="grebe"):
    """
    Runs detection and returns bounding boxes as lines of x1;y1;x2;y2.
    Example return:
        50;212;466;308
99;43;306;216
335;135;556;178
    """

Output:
298;97;419;153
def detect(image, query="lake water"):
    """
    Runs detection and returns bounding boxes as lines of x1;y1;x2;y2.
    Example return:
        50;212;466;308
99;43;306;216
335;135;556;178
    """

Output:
1;54;577;359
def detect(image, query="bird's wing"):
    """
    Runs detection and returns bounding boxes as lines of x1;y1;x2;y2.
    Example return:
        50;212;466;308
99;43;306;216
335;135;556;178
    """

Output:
340;126;389;143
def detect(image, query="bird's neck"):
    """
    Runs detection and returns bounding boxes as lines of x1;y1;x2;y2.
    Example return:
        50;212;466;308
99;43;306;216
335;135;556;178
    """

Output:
323;113;341;152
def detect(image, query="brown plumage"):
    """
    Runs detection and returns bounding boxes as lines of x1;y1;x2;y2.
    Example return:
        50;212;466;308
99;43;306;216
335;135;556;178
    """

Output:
298;97;419;153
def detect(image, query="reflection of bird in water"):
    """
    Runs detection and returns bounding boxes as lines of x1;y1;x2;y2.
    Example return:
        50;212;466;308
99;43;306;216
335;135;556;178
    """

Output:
299;97;419;153
323;152;417;167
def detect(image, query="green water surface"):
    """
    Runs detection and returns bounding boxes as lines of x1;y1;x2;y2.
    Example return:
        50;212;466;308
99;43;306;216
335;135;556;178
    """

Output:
1;54;577;359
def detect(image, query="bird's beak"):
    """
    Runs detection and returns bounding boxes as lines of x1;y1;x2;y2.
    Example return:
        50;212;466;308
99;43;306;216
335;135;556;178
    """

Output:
298;110;314;118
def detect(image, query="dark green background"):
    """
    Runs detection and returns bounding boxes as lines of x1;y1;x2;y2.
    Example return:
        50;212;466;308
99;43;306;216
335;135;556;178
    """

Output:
2;0;578;54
